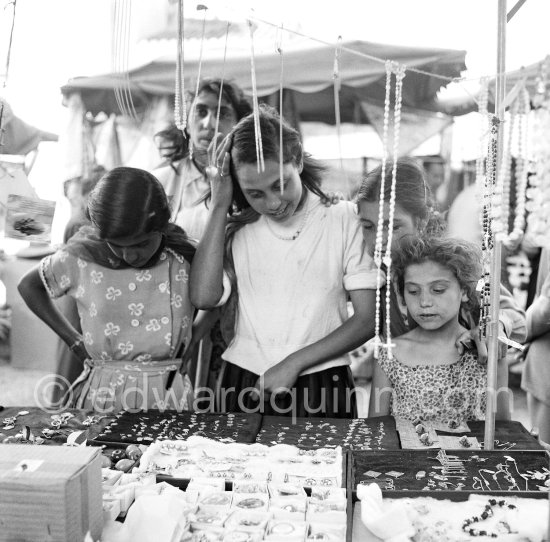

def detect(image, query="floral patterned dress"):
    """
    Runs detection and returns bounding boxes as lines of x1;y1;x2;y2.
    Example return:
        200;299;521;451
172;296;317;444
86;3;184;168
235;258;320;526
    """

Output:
378;349;487;424
40;248;194;413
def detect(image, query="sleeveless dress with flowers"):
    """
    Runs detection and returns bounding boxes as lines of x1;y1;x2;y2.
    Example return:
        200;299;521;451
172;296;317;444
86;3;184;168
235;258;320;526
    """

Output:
378;348;487;424
40;247;194;413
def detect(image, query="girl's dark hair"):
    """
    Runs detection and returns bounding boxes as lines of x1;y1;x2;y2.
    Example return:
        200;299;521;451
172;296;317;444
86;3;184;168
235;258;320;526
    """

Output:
66;167;195;267
229;104;328;211
87;167;172;238
154;78;252;166
154;125;186;164
392;235;482;325
220;105;329;343
356;157;445;236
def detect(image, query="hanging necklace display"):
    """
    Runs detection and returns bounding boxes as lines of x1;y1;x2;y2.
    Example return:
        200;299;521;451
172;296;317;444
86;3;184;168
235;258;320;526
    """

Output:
372;61;393;359
373;61;405;360
247;19;265;173
189;4;208;162
333;36;351;199
112;0;138;120
383;63;405;359
479;115;499;338
210;21;231;166
474;78;492;339
492;83;531;246
277;23;284;194
526;57;550;246
174;0;187;131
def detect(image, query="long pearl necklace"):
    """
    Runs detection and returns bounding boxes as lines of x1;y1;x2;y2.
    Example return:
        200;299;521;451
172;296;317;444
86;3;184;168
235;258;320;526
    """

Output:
493;83;530;245
526;58;550;246
174;0;187;131
373;61;405;361
264;199;311;241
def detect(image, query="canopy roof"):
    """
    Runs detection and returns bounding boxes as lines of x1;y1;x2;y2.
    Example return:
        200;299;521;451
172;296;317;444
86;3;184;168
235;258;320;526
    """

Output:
437;56;550;116
61;39;466;123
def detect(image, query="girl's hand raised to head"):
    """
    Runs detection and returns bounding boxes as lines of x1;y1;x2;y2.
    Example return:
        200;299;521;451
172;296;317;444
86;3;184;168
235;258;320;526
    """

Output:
206;133;234;211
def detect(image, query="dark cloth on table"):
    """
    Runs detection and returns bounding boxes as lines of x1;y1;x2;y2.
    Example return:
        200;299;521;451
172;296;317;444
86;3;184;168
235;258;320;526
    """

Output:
216;361;357;418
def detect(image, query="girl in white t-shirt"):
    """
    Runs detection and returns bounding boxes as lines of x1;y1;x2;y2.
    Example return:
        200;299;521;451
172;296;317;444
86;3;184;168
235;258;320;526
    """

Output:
190;106;379;418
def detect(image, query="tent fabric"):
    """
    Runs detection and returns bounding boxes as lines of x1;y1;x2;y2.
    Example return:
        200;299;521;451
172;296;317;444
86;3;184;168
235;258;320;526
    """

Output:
438;56;550;116
360;101;453;156
61;39;466;121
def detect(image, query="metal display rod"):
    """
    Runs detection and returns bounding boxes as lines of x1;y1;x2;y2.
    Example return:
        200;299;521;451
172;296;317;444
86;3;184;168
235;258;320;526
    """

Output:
484;0;508;451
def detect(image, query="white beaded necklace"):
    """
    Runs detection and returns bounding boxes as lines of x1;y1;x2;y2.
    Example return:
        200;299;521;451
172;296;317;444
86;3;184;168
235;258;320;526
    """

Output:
264;197;311;241
526;58;550;246
174;0;187;131
373;61;393;358
373;61;405;361
493;83;530;246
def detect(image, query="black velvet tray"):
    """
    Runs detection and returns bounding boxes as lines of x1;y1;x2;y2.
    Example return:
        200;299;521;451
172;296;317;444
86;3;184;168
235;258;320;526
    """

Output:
92;410;263;445
437;420;543;450
255;415;400;450
0;406;115;445
351;449;550;501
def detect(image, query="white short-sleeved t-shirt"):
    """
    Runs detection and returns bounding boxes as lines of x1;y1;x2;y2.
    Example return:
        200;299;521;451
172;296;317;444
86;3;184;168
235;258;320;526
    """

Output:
222;194;379;376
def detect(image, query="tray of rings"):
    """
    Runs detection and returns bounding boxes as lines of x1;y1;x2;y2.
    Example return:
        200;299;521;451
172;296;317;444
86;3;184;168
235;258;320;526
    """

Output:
92;410;263;446
351;448;550;501
135;437;348;491
255;415;400;450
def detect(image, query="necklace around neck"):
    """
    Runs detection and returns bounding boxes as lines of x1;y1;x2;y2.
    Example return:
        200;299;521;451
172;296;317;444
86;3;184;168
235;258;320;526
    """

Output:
264;201;311;241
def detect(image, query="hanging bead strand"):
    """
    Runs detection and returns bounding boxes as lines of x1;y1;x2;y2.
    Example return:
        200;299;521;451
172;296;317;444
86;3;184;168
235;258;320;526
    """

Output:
493;95;516;239
211;21;231;167
277;23;284;193
383;63;406;360
527;59;550;245
373;60;393;359
248;19;265;173
480;115;499;338
506;86;530;244
174;0;187;132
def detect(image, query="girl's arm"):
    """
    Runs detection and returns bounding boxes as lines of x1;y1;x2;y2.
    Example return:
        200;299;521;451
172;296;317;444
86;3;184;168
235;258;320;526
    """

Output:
498;284;527;344
526;295;550;341
255;289;376;395
525;272;550;341
189;142;233;309
495;353;512;421
17;266;88;361
368;359;392;417
189;205;228;308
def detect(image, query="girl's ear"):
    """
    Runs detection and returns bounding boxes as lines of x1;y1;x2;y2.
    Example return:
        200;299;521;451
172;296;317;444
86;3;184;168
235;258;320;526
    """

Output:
461;288;469;303
297;160;304;174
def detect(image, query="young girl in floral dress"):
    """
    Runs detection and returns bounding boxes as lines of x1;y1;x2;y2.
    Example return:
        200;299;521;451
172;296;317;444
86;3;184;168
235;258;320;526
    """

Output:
369;235;509;423
18;167;197;413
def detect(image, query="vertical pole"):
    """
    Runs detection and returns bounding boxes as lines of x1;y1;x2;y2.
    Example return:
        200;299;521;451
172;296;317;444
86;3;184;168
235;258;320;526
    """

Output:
484;0;507;450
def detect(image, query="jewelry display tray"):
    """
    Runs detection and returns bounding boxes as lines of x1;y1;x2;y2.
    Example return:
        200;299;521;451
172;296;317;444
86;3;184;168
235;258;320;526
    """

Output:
156;449;349;492
349;449;550;502
90;410;263;446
